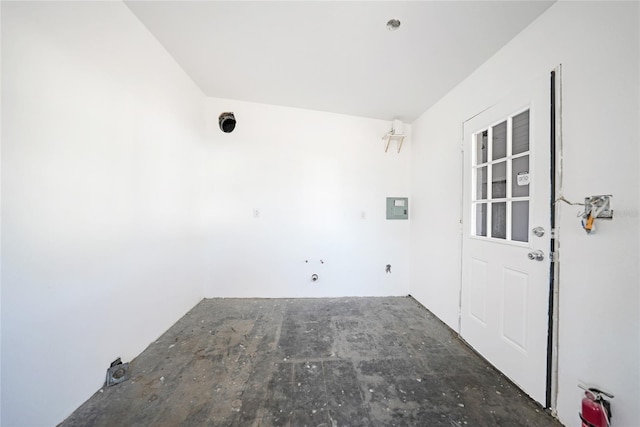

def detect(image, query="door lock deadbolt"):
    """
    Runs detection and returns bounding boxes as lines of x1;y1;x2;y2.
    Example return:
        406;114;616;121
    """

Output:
532;226;545;237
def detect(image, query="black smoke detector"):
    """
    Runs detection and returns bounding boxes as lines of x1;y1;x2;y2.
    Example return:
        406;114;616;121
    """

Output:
219;112;236;133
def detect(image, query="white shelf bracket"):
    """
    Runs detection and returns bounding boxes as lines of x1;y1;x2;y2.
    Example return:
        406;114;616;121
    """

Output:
383;133;406;153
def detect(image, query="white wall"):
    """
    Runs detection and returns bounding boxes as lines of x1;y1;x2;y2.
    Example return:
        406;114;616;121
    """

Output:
410;2;639;426
1;2;208;426
202;98;411;298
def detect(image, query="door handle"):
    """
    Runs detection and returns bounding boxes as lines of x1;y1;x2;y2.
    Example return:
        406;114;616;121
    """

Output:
528;250;544;261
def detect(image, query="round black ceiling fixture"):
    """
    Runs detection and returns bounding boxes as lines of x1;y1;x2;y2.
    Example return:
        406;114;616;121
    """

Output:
386;19;401;31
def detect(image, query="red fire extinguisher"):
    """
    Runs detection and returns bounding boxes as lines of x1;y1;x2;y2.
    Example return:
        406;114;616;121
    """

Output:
579;384;614;427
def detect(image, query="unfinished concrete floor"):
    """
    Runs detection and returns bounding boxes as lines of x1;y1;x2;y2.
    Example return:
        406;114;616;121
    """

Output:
61;297;562;426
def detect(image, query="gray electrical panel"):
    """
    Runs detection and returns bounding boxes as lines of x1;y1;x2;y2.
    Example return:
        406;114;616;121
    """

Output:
386;197;408;220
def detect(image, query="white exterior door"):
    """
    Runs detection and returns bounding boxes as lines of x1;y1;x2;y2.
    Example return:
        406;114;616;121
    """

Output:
461;75;551;405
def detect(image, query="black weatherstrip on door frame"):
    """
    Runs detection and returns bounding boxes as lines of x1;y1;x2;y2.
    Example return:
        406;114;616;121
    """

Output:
545;70;558;409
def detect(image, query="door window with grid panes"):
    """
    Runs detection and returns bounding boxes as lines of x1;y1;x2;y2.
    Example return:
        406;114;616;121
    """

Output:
472;110;530;242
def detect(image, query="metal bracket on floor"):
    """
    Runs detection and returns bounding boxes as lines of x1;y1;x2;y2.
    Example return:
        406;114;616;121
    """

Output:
106;357;130;387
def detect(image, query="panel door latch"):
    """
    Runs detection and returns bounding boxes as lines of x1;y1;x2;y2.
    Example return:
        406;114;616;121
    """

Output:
527;250;544;261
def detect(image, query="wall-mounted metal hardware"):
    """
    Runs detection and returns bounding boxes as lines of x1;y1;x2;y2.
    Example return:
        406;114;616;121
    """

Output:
584;195;613;219
382;133;406;153
106;357;130;387
528;250;545;261
385;264;391;273
311;274;319;282
532;226;545;237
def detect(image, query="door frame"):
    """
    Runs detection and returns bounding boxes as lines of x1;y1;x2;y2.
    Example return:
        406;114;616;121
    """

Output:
457;66;563;412
547;65;563;414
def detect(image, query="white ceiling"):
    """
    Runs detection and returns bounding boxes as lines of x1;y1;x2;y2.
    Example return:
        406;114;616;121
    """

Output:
125;1;554;122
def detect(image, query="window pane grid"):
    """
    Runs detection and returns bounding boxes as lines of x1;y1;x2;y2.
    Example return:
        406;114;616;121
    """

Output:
471;109;531;242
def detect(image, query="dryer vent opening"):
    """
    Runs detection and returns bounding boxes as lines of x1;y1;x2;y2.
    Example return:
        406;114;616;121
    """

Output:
219;112;236;133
